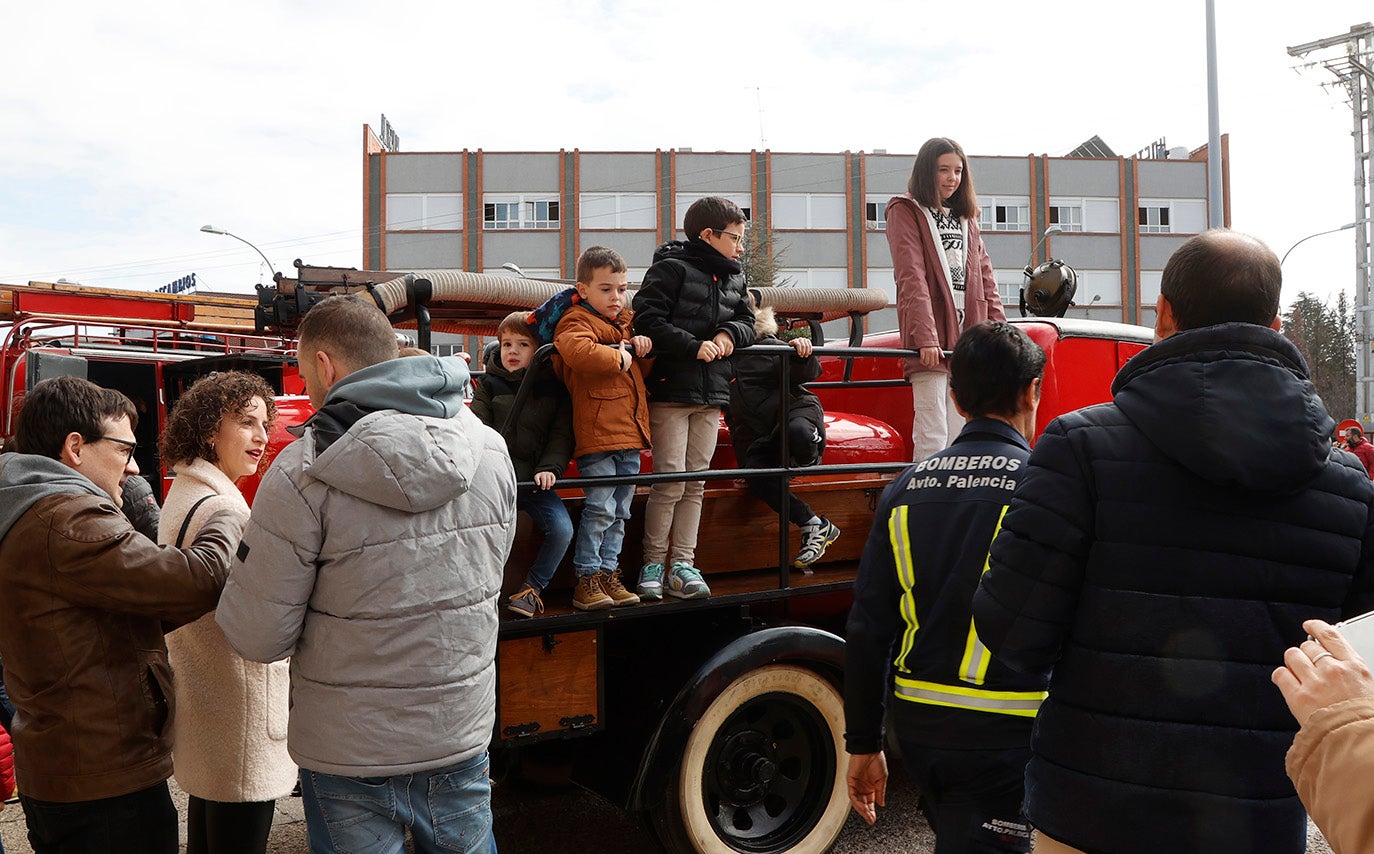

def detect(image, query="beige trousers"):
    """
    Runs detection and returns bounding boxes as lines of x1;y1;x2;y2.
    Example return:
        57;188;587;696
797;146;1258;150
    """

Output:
642;403;720;566
910;372;965;462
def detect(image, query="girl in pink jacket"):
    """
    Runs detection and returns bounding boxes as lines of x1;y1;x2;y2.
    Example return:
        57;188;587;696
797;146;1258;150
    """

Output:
886;137;1005;461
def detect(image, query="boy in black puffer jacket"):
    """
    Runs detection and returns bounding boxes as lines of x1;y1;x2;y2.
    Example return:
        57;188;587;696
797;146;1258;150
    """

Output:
726;297;839;568
472;311;576;617
632;196;756;601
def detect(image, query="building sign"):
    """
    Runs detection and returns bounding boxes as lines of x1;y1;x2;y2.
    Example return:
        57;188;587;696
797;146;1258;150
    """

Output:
379;114;400;152
157;273;197;295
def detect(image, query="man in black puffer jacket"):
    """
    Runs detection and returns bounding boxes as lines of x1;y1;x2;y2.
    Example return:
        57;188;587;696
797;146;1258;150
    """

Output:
973;230;1374;854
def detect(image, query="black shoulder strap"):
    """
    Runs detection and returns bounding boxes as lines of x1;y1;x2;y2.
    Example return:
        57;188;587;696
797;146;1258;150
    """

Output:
176;494;217;548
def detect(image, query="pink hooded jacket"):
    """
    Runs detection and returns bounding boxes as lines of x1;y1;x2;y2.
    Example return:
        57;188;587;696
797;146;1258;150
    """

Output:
886;194;1005;378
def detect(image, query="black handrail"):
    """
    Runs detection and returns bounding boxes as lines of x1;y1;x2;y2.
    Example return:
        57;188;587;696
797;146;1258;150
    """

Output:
475;338;919;593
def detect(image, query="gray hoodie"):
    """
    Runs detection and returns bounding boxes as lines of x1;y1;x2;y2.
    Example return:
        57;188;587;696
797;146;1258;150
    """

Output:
0;453;106;540
216;356;517;777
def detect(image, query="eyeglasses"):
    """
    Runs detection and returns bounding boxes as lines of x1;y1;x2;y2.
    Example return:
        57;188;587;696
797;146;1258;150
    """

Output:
712;229;745;245
96;436;138;463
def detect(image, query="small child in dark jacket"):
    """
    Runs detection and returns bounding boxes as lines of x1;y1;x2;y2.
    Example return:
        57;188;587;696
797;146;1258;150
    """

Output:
472;311;576;617
726;299;840;568
632;196;756;601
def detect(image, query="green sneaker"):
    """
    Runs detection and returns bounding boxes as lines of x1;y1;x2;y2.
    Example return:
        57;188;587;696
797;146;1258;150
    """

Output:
638;563;665;601
667;562;710;600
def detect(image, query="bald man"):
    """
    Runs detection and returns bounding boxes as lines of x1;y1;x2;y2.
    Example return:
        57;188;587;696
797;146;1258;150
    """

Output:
974;230;1374;854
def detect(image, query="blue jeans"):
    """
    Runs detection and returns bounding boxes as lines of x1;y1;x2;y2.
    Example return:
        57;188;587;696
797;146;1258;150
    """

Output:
299;752;496;854
517;487;573;591
572;449;640;577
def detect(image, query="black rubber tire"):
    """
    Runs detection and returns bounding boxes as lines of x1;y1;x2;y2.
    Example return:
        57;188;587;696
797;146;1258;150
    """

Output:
650;664;849;853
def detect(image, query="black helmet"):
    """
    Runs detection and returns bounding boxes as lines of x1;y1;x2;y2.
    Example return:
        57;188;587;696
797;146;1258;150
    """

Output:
1019;259;1078;318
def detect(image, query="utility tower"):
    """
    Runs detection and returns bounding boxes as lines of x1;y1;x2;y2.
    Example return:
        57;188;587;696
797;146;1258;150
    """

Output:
1288;24;1374;424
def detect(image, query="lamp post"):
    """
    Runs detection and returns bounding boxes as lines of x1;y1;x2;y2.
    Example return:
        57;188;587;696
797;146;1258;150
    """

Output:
1280;222;1358;267
199;225;277;281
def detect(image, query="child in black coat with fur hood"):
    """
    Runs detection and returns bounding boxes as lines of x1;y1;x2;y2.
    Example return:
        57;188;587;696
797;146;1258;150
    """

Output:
725;296;839;568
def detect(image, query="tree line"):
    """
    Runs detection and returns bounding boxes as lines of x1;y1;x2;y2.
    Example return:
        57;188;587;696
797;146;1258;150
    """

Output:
1283;291;1357;424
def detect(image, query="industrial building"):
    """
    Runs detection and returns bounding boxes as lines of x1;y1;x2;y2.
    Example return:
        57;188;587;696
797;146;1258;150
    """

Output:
361;125;1229;337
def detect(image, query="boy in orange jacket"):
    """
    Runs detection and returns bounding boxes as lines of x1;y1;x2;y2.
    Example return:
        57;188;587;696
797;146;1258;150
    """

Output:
554;246;654;611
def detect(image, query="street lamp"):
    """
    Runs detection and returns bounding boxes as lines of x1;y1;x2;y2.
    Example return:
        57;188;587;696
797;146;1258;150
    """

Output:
1280;222;1357;267
199;225;277;280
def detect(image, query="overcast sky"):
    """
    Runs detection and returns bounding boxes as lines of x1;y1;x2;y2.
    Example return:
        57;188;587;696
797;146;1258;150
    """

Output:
2;0;1369;310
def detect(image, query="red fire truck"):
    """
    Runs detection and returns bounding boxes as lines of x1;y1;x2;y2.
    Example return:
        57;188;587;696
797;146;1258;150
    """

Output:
0;270;1151;853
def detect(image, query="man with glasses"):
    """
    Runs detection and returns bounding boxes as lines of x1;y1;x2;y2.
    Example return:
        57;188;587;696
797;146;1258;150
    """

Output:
0;376;244;853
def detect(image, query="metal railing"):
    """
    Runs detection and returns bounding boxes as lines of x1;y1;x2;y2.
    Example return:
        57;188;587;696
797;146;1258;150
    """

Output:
479;337;918;594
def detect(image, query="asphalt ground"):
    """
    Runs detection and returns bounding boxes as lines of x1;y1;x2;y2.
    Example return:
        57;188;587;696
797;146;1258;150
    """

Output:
0;764;1333;853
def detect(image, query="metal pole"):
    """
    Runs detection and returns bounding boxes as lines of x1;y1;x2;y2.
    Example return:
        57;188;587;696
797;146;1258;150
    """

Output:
1356;29;1374;426
1205;0;1225;229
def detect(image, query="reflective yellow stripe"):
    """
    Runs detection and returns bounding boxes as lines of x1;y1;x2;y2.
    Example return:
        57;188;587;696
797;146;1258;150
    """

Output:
958;504;1010;686
893;677;1046;717
889;506;919;673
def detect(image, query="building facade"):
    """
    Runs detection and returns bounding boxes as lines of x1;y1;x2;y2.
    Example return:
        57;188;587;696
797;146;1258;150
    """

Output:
362;126;1229;337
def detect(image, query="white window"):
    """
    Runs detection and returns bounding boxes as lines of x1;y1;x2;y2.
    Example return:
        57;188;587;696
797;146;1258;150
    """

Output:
1073;270;1122;306
579;193;655;230
1048;203;1083;232
771;194;846;230
777;268;848;288
979;197;1030;232
1137;199;1206;235
386;193;463;231
675;194;752;232
1139;271;1163;304
1138;203;1171;234
865;196;889;231
483;194;560;230
1084;198;1120;233
1048;197;1121;234
866;268;896;304
995;270;1023;306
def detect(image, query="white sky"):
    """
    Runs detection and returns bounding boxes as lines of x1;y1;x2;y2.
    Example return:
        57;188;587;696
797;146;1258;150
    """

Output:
1;0;1369;310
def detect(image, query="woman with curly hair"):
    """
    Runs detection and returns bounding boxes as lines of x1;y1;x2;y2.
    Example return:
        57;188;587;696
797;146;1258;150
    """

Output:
158;371;293;854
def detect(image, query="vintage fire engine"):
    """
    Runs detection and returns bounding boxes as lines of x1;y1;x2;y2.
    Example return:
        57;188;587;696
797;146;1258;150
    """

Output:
0;269;1151;853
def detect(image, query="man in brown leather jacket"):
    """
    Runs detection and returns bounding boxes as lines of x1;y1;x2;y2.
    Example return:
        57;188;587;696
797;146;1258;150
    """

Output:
0;376;243;853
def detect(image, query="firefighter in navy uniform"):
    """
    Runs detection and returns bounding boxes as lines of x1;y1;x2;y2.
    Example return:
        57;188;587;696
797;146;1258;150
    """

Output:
843;320;1047;853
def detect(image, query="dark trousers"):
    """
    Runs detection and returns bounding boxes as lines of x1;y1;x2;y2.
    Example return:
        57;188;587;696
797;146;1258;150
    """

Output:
20;781;178;854
736;419;823;527
897;740;1033;854
185;795;277;854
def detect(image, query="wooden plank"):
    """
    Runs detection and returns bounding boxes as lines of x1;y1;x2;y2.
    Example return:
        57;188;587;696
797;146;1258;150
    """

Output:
496;629;600;741
498;476;887;597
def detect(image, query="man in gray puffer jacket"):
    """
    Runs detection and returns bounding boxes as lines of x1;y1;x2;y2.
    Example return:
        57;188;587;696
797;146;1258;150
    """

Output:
218;295;516;852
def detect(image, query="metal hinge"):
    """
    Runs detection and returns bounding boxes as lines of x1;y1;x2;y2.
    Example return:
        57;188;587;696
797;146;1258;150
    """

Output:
502;722;542;739
559;714;596;730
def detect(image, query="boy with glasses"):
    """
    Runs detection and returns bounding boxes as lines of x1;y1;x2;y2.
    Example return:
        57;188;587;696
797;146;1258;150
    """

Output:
632;196;756;600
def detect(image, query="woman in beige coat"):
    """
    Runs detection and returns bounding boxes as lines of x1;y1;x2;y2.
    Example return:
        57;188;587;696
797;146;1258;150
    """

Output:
159;371;294;854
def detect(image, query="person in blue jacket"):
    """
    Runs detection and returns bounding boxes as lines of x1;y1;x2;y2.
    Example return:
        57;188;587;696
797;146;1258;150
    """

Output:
844;320;1047;852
